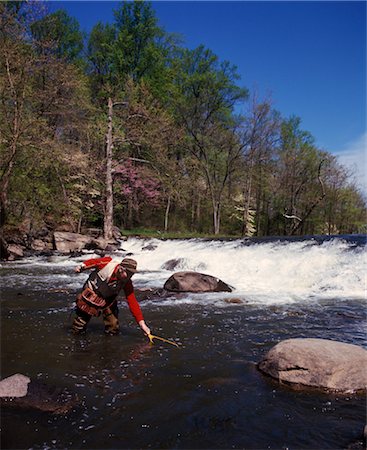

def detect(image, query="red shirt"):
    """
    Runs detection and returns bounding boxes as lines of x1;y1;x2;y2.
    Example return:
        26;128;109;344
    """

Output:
81;256;144;323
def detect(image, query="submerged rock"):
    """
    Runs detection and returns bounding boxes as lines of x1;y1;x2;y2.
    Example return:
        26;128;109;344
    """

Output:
135;287;169;301
0;374;79;414
164;271;232;293
258;338;367;393
142;243;158;251
161;258;187;271
224;298;245;304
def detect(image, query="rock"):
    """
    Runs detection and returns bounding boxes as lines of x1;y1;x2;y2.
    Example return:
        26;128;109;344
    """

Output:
0;374;78;414
112;226;124;240
85;237;110;251
105;243;119;252
164;271;232;293
161;258;207;272
0;374;30;397
135;287;173;301
224;298;244;304
142;243;158;251
161;258;187;270
54;231;93;253
258;338;367;393
31;238;52;252
7;243;25;260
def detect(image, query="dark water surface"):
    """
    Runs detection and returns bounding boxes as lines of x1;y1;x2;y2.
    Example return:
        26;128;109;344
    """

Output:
1;237;366;449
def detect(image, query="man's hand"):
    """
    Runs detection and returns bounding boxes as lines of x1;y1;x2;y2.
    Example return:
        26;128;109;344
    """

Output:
138;320;151;336
74;265;83;273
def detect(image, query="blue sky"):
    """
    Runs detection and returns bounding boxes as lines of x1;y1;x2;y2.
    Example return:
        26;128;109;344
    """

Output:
48;0;366;193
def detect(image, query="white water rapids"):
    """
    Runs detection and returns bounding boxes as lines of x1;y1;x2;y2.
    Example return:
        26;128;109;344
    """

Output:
122;237;367;304
2;236;365;305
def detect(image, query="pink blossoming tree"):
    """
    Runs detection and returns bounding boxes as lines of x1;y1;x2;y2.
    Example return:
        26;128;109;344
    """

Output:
113;160;161;227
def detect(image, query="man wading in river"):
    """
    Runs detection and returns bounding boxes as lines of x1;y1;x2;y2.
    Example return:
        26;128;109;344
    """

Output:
72;256;151;336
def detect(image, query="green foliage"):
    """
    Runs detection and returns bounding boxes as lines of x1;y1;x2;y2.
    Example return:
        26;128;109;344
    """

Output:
88;22;118;102
171;45;247;126
87;0;174;105
113;1;161;80
1;0;365;237
31;9;84;64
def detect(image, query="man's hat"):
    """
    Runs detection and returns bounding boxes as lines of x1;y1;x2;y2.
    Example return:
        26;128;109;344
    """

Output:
120;258;138;273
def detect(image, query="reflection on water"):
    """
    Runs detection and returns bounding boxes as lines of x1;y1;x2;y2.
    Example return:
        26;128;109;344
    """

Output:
1;236;366;449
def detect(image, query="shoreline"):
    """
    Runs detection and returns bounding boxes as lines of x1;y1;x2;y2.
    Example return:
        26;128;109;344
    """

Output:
1;228;366;262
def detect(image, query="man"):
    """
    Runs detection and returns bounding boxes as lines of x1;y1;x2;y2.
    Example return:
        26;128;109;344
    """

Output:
72;256;151;337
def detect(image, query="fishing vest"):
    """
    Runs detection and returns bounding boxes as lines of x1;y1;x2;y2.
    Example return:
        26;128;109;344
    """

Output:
76;263;129;316
85;267;128;301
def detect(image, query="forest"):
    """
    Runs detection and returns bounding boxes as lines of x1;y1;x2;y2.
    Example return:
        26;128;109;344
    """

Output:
1;0;366;242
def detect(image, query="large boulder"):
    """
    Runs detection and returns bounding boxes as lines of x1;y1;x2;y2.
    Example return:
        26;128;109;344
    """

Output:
54;231;93;253
85;236;119;252
258;338;367;393
0;226;27;260
54;231;118;254
164;271;232;293
0;374;78;414
6;243;25;260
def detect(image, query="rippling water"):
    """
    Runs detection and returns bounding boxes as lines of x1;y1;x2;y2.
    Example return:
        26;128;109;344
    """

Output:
1;235;366;449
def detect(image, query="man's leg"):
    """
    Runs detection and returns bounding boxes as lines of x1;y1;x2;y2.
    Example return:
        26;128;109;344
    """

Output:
72;309;91;334
103;302;119;335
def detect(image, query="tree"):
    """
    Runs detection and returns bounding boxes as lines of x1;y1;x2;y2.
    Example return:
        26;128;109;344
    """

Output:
237;94;280;236
275;117;326;235
87;1;177;238
113;159;161;228
111;79;184;231
31;9;84;64
0;2;93;230
172;45;248;234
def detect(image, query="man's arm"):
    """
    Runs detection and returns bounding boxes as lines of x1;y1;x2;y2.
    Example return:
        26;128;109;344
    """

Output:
124;280;151;335
75;256;112;273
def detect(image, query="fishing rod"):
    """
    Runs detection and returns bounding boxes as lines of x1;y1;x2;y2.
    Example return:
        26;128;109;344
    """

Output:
147;333;180;348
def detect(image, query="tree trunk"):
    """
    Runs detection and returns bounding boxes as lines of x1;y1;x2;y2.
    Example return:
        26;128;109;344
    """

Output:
241;174;253;237
127;199;133;229
164;195;171;232
104;97;114;240
77;215;82;234
241;155;255;237
196;192;201;230
212;201;221;235
190;190;195;231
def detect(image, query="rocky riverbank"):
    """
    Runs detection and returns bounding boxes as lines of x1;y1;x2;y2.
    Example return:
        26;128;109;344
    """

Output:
0;226;124;261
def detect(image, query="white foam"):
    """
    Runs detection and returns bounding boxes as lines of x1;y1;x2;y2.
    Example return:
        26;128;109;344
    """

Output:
122;237;366;304
1;237;366;304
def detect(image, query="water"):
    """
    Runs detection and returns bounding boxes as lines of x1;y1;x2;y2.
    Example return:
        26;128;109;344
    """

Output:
1;235;366;449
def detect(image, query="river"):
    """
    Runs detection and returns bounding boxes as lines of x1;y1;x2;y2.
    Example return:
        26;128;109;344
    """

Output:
1;235;366;449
